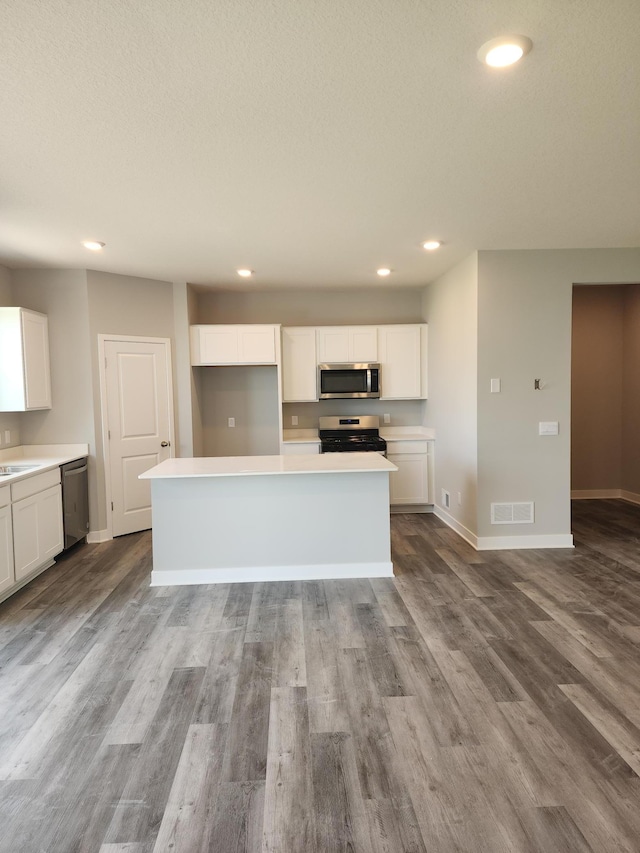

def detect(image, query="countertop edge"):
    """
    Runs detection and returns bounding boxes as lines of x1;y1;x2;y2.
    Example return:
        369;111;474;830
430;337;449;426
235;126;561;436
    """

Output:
0;444;89;485
141;453;397;479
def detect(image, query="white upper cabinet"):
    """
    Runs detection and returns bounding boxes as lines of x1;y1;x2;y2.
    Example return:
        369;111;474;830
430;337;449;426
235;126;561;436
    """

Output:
377;324;427;399
191;325;279;365
282;327;317;401
0;308;52;411
316;326;378;364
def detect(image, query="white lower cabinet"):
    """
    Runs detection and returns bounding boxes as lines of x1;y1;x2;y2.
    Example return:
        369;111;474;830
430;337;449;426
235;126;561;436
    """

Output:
13;484;64;581
387;439;432;505
0;500;15;595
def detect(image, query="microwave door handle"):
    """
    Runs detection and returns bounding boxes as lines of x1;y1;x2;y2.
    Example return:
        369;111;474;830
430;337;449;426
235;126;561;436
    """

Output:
366;369;372;393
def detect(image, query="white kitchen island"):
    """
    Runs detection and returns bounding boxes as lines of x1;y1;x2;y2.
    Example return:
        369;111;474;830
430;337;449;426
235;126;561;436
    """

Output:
140;452;397;585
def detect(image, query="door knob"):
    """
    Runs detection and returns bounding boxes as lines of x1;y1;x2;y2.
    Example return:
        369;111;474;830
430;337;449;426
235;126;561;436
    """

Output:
161;441;170;447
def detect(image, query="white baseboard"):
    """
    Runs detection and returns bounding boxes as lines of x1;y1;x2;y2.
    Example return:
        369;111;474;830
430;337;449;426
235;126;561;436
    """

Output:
433;505;574;551
476;533;574;551
87;529;111;543
390;504;434;514
571;489;622;500
433;505;478;549
150;561;394;587
571;489;640;506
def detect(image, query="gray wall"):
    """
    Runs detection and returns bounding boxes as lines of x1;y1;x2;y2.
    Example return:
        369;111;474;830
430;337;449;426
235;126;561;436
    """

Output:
87;270;176;532
572;284;640;496
195;287;424;326
0;265;21;448
11;270;97;522
172;282;196;458
476;249;640;540
422;253;478;536
571;286;624;491
200;366;280;456
622;286;640;495
0;265;12;304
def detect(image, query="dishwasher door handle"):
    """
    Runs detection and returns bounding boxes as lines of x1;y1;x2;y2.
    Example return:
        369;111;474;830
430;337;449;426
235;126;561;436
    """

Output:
65;464;88;476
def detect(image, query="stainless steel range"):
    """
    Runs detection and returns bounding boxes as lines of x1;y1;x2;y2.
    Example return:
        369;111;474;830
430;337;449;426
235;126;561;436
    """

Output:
318;415;387;455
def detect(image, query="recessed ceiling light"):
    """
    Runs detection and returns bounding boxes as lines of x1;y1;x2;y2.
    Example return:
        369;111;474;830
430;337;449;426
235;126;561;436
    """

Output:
478;35;532;67
377;268;391;277
422;240;441;251
237;269;253;277
82;240;105;251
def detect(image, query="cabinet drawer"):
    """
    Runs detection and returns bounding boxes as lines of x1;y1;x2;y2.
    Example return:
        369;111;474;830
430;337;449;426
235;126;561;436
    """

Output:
0;485;10;508
384;440;428;454
11;467;61;502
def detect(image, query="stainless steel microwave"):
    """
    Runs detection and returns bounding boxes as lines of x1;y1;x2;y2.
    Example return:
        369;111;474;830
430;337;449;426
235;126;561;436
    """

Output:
318;363;381;399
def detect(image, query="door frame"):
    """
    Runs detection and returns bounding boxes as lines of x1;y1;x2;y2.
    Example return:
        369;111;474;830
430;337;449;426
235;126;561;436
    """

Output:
98;334;176;541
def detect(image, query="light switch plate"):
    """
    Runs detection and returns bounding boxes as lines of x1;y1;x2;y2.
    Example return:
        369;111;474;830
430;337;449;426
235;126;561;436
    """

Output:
228;417;235;428
539;421;559;435
490;378;501;393
291;415;298;426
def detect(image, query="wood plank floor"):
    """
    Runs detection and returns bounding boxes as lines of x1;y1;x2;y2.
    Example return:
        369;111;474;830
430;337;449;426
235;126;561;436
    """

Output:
0;499;639;852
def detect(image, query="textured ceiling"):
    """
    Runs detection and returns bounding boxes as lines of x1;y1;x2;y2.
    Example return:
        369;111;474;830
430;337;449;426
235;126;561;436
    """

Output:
1;0;639;290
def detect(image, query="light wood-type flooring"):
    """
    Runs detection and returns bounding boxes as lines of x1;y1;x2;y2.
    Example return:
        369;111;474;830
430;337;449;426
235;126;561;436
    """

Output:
0;499;639;852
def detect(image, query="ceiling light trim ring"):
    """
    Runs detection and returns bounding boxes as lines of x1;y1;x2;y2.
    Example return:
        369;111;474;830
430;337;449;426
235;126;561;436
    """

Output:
477;35;533;67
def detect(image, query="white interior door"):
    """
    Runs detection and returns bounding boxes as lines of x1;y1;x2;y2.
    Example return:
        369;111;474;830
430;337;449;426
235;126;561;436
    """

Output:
104;338;174;537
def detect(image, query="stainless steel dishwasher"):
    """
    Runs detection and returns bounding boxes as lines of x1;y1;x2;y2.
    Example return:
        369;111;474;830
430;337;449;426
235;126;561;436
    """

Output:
61;457;89;549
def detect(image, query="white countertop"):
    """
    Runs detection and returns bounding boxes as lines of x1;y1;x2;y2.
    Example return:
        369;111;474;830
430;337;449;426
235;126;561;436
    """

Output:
141;452;397;480
281;429;321;444
0;444;89;485
382;427;436;441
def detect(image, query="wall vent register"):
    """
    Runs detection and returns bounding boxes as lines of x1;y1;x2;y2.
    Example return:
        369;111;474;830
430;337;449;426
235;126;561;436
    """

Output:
491;502;535;524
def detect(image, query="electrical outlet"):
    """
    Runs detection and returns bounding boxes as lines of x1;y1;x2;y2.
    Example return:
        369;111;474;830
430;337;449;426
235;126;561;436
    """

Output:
291;415;299;426
228;417;235;428
457;491;462;506
383;413;391;424
4;430;10;445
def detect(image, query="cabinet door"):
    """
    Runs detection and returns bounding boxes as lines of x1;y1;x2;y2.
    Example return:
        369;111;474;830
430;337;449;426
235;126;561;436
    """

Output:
317;328;350;363
349;327;378;362
13;484;63;581
238;327;276;363
195;326;239;364
282;328;317;401
317;327;378;363
39;484;64;564
0;504;15;595
378;325;422;399
22;310;52;409
388;454;429;504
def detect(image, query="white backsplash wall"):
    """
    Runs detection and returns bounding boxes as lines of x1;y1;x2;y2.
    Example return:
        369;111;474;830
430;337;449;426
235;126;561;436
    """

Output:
0;414;21;448
283;399;425;430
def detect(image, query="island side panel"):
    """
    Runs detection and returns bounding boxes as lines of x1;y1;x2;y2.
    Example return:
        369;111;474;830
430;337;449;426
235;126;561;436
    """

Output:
148;470;393;584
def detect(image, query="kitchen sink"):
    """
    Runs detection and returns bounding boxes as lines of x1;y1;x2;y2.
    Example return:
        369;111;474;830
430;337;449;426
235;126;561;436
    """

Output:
0;465;39;476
